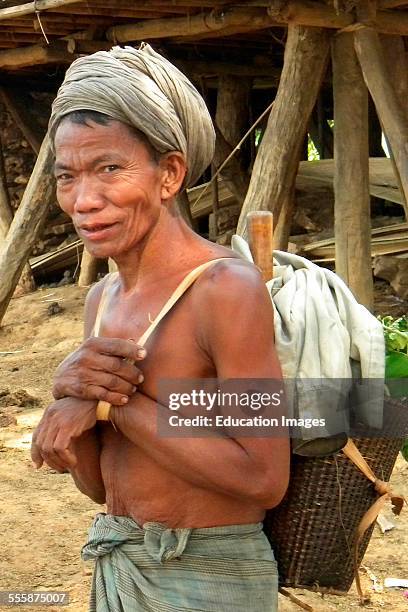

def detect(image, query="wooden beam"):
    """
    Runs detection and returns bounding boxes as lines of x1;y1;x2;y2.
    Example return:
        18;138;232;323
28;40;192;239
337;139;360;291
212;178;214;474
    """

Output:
0;0;81;22
354;27;408;219
332;32;373;311
0;134;54;325
237;25;330;236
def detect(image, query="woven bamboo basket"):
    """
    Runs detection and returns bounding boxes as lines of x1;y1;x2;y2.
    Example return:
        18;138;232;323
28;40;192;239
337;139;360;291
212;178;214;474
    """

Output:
263;397;408;592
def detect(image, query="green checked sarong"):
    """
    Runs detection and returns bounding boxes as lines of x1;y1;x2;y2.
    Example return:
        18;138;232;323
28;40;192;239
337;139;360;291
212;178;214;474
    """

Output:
82;513;278;612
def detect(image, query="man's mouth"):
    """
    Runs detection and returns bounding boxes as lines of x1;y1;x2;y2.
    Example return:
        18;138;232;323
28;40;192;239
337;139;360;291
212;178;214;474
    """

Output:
78;222;118;241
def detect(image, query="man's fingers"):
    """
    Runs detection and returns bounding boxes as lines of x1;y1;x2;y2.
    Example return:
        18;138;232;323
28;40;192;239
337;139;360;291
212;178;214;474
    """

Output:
85;337;147;362
102;355;143;385
81;385;134;406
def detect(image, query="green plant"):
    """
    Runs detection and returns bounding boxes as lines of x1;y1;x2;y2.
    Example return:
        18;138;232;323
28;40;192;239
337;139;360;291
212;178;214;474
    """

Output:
379;315;408;378
379;315;408;461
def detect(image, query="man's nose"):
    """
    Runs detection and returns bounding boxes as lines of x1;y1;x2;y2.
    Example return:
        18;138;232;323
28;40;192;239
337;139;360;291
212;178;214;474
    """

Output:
74;178;105;213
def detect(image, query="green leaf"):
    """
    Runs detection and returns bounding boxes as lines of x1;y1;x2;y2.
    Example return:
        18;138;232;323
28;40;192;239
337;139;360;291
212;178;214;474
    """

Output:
385;351;408;378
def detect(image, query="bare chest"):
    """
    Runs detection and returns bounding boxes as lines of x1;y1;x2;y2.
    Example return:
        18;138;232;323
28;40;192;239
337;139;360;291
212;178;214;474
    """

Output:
95;288;215;394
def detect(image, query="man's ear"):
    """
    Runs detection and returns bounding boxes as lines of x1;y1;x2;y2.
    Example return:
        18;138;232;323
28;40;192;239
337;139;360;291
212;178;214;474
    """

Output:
159;152;187;201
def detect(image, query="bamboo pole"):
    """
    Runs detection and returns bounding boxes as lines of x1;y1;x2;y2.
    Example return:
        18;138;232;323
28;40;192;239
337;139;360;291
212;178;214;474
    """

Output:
332;32;373;311
0;0;81;21
0;134;54;324
106;8;273;42
237;25;330;236
354;26;408;219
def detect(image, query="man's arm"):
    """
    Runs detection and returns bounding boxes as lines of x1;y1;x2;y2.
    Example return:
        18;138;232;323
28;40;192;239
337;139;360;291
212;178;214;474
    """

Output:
111;261;290;509
69;427;106;504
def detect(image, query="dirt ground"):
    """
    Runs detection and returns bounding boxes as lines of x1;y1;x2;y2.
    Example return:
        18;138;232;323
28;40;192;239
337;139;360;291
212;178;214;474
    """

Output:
0;282;407;612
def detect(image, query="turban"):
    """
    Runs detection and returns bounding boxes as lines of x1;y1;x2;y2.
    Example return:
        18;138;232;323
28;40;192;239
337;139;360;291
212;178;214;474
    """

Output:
48;43;215;188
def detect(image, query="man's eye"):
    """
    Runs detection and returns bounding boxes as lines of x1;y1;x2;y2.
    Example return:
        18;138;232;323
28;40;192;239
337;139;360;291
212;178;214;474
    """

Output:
103;165;120;173
56;173;73;182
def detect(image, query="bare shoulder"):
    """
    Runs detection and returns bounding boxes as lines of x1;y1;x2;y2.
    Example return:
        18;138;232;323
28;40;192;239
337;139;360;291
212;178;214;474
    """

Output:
83;273;116;338
190;256;272;330
194;257;267;302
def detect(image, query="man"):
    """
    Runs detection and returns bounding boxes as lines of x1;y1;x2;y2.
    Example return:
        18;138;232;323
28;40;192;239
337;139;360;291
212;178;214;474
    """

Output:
31;44;289;612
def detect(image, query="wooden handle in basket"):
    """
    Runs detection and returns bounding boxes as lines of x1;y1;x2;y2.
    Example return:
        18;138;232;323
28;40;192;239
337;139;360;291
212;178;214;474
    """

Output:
247;211;273;282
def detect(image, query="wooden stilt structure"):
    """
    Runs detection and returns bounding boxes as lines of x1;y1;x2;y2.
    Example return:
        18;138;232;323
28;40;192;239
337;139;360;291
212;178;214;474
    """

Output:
237;25;330;236
0;134;53;324
332;32;373;311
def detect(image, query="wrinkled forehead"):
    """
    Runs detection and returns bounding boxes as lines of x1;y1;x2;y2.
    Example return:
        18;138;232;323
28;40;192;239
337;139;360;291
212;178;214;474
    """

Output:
54;111;161;163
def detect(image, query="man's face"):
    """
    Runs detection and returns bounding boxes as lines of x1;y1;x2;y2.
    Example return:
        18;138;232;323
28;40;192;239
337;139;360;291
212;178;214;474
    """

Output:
54;119;164;259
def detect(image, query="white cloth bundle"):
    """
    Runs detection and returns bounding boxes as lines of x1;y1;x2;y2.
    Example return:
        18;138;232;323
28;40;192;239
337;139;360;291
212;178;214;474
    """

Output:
232;236;385;444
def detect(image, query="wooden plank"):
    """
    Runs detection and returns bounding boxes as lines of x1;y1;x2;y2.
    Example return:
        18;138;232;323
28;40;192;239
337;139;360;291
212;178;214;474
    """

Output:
236;25;330;245
332;32;373;309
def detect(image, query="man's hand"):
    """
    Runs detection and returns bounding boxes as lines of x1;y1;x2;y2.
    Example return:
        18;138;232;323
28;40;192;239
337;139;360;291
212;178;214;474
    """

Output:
31;397;97;472
52;337;146;405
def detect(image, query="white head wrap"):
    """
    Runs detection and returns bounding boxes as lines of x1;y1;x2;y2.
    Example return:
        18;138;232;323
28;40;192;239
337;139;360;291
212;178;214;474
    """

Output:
48;44;215;188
